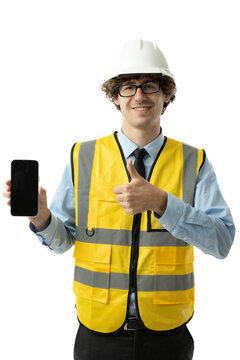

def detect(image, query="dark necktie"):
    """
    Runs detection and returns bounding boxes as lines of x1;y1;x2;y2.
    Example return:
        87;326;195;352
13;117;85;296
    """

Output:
133;148;147;179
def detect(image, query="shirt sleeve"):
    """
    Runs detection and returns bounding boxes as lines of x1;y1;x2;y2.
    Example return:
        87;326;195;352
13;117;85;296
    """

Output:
156;156;235;259
30;163;76;254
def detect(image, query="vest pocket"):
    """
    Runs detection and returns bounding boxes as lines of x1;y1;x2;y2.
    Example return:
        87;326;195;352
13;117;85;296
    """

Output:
147;211;166;231
153;246;194;304
153;287;195;305
96;185;123;229
73;235;112;304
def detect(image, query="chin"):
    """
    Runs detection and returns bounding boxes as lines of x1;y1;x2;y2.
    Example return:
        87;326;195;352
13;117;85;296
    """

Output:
130;117;156;129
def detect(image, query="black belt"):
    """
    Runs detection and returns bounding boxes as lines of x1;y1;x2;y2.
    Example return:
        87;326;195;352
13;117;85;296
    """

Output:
123;317;145;331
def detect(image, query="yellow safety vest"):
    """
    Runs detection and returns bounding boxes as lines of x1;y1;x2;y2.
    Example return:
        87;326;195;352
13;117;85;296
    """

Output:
71;132;204;333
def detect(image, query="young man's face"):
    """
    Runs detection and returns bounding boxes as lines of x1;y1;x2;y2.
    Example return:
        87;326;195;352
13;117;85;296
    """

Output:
114;77;169;131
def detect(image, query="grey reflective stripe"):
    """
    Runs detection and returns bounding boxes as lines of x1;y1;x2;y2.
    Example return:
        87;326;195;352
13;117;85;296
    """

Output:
182;143;198;205
76;227;131;246
74;266;194;292
138;272;194;292
140;231;189;247
74;266;129;290
76;226;190;247
77;140;96;226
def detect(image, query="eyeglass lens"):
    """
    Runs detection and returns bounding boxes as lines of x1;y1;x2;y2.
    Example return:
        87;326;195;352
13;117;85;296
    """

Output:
119;82;160;97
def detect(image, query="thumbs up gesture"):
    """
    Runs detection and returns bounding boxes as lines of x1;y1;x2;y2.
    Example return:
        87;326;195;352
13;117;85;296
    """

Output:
113;159;167;216
127;158;143;181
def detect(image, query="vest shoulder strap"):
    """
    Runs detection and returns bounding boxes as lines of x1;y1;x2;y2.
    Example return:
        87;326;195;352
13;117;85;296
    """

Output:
167;137;206;174
71;142;77;185
71;140;97;186
70;134;117;186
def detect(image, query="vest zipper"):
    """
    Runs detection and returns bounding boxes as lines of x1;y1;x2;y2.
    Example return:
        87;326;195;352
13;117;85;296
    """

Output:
128;213;142;318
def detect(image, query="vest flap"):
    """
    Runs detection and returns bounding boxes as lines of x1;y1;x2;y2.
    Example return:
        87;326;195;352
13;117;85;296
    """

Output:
98;185;119;202
73;240;112;265
154;246;194;265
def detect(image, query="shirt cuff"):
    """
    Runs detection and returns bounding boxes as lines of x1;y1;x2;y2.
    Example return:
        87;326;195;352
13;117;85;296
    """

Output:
29;213;57;246
156;193;185;232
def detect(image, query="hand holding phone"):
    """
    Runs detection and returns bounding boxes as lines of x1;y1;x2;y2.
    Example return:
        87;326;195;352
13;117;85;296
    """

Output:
4;180;51;232
3;160;51;231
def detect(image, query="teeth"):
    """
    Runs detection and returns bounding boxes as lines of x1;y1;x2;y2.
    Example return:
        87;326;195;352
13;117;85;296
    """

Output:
134;107;150;110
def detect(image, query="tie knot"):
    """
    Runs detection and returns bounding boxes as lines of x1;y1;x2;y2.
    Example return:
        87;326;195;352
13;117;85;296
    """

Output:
133;148;147;160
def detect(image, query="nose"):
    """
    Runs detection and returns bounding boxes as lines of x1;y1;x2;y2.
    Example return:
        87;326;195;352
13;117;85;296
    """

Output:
133;86;146;100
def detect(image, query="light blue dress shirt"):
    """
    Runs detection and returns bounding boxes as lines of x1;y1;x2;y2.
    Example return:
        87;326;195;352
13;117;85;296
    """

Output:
33;129;235;262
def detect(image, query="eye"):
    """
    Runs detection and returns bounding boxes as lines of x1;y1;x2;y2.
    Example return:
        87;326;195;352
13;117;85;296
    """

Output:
144;83;158;90
122;85;135;91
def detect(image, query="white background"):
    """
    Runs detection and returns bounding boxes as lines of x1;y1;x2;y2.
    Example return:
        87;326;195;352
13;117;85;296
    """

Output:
0;0;239;359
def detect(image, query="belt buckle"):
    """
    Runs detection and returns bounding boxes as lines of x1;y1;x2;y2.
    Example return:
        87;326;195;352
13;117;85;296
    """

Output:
123;322;135;331
124;317;141;331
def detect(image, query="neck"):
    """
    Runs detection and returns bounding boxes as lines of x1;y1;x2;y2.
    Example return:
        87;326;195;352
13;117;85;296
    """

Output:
121;123;161;147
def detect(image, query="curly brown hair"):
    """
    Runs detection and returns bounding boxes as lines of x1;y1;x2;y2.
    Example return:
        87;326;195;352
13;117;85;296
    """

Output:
101;74;176;115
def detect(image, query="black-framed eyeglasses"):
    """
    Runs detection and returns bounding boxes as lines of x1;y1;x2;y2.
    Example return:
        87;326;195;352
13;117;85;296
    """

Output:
114;81;161;97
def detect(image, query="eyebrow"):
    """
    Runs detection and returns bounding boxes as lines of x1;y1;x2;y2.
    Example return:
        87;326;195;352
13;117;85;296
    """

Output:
121;78;155;85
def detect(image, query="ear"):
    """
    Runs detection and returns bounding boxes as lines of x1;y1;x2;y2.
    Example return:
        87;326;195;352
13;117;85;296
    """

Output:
113;95;119;106
164;94;171;104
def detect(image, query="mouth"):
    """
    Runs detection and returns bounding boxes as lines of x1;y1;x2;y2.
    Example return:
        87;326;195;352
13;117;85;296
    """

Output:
132;106;152;112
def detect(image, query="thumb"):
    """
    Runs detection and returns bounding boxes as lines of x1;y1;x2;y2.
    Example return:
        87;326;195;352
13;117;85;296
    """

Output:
39;186;47;197
127;158;142;181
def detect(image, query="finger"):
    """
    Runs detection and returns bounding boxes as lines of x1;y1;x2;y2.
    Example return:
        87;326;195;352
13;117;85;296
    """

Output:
3;184;11;197
117;201;130;211
3;190;11;198
5;186;11;193
38;187;48;207
4;180;11;193
113;185;126;194
115;193;125;201
39;186;46;196
127;159;141;180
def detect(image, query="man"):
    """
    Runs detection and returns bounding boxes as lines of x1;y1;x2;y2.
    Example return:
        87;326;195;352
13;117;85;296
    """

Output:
4;39;235;360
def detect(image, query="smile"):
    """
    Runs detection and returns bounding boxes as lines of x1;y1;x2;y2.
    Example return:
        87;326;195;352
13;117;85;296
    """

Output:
132;107;152;111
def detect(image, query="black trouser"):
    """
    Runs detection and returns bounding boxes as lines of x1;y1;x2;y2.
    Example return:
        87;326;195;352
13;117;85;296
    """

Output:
74;323;194;360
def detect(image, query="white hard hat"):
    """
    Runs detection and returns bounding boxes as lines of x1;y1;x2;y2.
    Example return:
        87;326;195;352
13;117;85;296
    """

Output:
104;39;174;82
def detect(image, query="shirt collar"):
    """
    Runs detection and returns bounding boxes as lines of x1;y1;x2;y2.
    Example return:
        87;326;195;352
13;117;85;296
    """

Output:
116;128;164;160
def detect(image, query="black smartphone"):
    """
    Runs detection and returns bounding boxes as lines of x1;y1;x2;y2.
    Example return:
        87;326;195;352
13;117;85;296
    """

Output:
11;160;39;216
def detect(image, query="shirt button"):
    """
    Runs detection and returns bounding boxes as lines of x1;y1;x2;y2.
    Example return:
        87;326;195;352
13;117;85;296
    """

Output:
162;224;166;227
44;233;48;236
183;237;187;241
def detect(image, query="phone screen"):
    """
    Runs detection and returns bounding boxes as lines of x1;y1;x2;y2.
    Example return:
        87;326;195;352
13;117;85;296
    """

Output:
11;160;39;216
